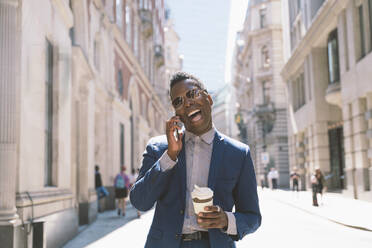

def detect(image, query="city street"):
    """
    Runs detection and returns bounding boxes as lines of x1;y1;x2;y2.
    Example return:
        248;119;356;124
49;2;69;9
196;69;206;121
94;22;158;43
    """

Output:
63;190;372;248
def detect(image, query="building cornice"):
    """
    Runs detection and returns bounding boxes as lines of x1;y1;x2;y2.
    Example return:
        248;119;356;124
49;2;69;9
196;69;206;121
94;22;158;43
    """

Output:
16;189;73;208
281;0;348;80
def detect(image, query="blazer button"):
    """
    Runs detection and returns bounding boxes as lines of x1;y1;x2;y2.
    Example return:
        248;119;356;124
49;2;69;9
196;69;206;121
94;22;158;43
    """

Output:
180;210;184;215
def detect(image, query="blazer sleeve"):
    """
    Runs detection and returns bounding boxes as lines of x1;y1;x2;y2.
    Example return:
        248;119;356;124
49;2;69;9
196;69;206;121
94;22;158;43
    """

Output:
232;147;262;240
129;139;175;211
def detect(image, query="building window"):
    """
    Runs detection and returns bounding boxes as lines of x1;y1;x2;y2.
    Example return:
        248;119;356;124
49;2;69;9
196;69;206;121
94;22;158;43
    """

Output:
292;73;306;111
125;5;131;45
358;5;366;59
259;8;267;28
140;0;149;9
45;39;54;186
262;81;271;104
311;0;326;20
115;0;123;30
327;29;340;84
120;124;124;166
261;45;270;68
118;69;124;96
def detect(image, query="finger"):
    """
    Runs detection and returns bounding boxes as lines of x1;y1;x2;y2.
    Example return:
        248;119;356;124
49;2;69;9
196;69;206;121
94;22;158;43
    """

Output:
197;218;221;228
204;205;221;212
198;212;220;219
166;119;181;131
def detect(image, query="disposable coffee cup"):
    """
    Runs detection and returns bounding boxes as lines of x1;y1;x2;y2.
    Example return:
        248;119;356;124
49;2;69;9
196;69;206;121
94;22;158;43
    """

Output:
191;185;213;214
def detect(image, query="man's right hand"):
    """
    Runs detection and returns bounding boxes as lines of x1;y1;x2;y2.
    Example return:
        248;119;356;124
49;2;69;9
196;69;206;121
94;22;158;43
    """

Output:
166;116;183;161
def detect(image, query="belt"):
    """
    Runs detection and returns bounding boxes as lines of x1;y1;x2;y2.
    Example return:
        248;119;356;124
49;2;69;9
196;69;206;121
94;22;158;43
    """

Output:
181;231;209;241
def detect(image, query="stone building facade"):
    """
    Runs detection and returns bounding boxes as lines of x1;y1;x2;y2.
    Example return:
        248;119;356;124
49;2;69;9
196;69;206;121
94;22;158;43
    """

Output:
281;0;372;200
0;0;176;247
233;0;290;188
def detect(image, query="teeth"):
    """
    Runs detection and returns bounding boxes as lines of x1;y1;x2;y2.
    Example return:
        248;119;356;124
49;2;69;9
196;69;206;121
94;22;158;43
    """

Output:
188;109;200;117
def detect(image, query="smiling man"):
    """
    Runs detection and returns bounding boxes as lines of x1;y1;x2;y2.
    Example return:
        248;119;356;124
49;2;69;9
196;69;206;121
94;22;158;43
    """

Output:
130;72;261;248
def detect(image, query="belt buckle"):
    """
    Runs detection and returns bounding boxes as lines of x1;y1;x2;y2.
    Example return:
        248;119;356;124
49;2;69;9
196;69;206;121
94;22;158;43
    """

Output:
183;236;193;241
183;232;201;241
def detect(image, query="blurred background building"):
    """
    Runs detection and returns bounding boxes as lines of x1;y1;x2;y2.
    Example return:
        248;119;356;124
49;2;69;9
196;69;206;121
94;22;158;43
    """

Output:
163;9;183;114
281;0;372;199
233;0;290;188
211;84;239;139
0;0;180;247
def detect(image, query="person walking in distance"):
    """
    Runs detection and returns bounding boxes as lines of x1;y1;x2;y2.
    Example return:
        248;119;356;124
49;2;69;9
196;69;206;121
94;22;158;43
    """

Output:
114;166;129;216
268;167;279;190
311;168;326;206
130;72;261;248
290;167;300;192
95;165;109;212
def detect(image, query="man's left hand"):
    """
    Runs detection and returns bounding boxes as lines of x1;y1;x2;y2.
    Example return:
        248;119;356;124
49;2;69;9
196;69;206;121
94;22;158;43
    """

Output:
197;205;228;230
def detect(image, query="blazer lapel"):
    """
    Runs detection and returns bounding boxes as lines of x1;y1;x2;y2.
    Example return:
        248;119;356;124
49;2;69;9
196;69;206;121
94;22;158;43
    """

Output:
207;131;225;191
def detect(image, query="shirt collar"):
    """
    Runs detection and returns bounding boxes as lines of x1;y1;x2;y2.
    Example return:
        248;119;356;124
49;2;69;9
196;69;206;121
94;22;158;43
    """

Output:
185;125;216;145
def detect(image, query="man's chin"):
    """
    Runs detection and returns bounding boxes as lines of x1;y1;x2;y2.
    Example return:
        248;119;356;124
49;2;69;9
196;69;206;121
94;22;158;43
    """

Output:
188;124;210;136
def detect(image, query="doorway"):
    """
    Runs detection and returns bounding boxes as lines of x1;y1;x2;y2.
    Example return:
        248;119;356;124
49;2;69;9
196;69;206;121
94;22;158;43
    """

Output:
328;127;345;190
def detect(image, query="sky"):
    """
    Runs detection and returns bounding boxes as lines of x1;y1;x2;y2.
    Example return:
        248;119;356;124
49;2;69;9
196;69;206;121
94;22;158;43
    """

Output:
166;0;248;92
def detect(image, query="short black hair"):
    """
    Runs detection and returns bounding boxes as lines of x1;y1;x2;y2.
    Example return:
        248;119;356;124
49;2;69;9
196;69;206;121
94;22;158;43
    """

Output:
95;165;99;171
169;72;207;97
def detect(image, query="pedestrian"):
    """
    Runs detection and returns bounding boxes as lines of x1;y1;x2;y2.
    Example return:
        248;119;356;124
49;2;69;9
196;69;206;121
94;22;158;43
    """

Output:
114;166;130;216
129;168;141;218
268;167;279;190
130;72;261;248
311;168;325;206
290;167;300;192
95;165;109;212
260;174;265;190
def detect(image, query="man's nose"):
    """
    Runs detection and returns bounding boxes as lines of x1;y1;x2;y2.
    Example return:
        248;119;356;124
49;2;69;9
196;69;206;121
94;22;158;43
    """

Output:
184;97;195;107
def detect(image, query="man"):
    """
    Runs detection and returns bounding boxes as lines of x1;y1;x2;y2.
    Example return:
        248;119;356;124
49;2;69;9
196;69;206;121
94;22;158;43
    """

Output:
95;165;109;212
268;167;278;190
290;167;300;192
130;72;261;248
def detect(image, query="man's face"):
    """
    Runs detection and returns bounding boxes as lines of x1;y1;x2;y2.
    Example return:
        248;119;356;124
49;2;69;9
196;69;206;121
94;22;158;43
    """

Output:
170;79;213;136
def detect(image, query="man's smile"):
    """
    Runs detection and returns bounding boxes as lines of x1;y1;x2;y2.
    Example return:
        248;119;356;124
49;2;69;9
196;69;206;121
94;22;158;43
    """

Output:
187;109;203;122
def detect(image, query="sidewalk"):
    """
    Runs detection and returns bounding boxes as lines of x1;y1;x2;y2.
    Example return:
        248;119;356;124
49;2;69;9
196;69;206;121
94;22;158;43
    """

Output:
63;202;147;248
260;188;372;232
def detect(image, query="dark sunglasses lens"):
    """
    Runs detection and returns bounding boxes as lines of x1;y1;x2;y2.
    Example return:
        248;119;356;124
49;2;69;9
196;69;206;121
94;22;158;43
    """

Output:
172;97;183;108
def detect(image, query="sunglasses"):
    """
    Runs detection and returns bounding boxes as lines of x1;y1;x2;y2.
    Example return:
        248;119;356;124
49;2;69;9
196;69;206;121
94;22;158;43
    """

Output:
171;88;206;110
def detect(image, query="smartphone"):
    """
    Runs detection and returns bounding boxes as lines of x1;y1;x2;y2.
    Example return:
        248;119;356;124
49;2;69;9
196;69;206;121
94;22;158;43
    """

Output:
173;119;184;141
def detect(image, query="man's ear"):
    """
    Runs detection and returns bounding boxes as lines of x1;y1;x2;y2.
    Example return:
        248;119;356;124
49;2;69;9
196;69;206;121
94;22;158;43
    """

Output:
207;95;213;106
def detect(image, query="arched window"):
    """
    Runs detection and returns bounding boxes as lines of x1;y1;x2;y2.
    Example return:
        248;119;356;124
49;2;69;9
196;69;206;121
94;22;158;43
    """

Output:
261;45;270;68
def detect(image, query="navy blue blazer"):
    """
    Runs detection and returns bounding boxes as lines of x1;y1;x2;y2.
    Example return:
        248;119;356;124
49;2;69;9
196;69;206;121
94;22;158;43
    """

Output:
130;131;261;248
